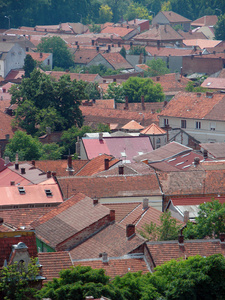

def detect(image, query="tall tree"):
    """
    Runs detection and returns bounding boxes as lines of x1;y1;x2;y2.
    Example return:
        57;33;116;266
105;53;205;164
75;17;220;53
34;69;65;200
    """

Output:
214;14;225;40
23;54;36;78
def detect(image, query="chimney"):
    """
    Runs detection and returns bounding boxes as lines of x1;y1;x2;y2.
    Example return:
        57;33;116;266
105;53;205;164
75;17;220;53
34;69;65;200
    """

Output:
156;76;160;81
108;45;111;52
178;235;184;246
141;95;145;110
99;132;103;141
126;224;135;239
52;171;56;177
15;163;19;170
67;155;74;171
118;42;121;47
92;40;94;46
4;156;9;165
104;158;109;170
75;41;78;45
119;165;124;175
203;149;208;159
206;92;213;98
31;160;35;167
0;218;3;225
125;96;129;110
21;168;26;174
102;252;108;263
143;198;148;210
47;171;52;178
163;100;167;107
220;233;225;244
180;67;183;78
40;52;43;58
183;211;189;223
197;92;201;97
194;157;200;167
96;46;99;52
77;44;80;50
127;25;129;29
10;181;15;186
113;78;116;82
110;209;115;222
93;197;98;205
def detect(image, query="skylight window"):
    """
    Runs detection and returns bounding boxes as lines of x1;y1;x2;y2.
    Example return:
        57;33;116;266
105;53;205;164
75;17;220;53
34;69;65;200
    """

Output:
18;186;25;195
45;189;53;197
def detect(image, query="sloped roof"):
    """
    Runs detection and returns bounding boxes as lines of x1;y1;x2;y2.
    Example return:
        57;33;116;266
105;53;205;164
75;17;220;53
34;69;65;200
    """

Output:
177;29;207;40
69;223;146;260
0;111;16;139
0;168;30;187
75;154;119;176
122;120;144;130
101;26;136;37
201;77;225;89
58;173;161;200
103;202;140;222
170;196;225;207
4;69;24;81
38;251;73;282
145;46;195;56
74;49;101;64
26;52;51;62
134;25;183;42
134;141;192;163
159;92;225;120
0;157;12;172
147;239;225;266
47;71;101;82
183;39;221;49
141;123;166;135
31;193;111;249
160;11;191;23
73;255;149;278
191;15;218;27
200;142;225;159
101;52;133;70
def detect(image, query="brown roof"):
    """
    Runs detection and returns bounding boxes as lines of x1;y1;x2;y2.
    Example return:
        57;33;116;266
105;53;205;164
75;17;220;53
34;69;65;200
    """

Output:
151;73;190;93
32;159;88;177
26;52;51;62
183;39;221;49
74;49;100;64
73;255;149;278
101;52;133;70
159;91;225;120
145;46;195;56
47;71;101;82
103;202;140;222
160;11;191;23
134;25;183;42
191;15;218;27
38;251;73;282
76;154;119;176
98;162;154;176
69;223;145;260
177;30;207;40
200;143;225;159
122;120;144;130
147;239;225;266
201;77;225;89
31;193;111;249
116;102;166;112
0;111;16;139
58;173;161;200
101;26;136;38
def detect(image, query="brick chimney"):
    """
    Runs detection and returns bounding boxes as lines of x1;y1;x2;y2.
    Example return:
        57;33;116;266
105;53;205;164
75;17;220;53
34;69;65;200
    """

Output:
126;224;135;239
178;235;184;246
194;157;200;167
220;233;225;244
47;171;52;178
110;209;115;222
21;168;26;175
141;95;145;110
124;96;129;110
104;158;109;170
10;181;15;186
99;132;103;141
93;197;98;205
203;149;208;159
31;160;35;167
40;52;43;58
119;165;124;175
102;252;108;263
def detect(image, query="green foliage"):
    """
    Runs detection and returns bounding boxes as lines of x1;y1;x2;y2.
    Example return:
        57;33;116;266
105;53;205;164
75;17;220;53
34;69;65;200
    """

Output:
0;258;40;300
215;14;225;40
10;69;85;136
40;143;65;160
161;1;171;11
37;36;74;69
145;59;170;77
4;130;43;161
23;54;36;78
124;3;152;21
185;81;208;92
89;23;101;33
104;82;125;102
120;46;126;59
122;77;164;103
37;265;123;300
99;4;113;23
129;46;147;56
84;82;101;100
96;123;110;132
139;211;182;241
184;200;225;239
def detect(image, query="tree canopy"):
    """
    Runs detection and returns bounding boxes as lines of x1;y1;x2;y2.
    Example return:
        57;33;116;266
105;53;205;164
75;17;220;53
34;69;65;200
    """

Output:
145;59;170;77
122;77;165;103
10;69;85;136
37;36;74;69
214;14;225;40
23;54;36;78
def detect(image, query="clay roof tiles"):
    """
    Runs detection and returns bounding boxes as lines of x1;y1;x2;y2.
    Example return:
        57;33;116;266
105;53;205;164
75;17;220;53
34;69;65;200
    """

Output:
161;11;191;23
141;123;166;135
122;120;144;130
191;15;218;27
101;52;133;70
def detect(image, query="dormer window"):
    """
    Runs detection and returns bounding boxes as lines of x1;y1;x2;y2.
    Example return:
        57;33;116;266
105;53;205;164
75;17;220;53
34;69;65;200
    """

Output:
45;189;53;197
18;186;26;195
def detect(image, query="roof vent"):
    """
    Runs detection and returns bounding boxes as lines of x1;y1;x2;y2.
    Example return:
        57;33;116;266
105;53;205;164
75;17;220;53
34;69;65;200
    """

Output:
10;181;15;186
203;149;208;159
0;218;3;225
21;167;26;174
45;189;53;197
101;252;108;263
206;92;213;98
47;171;52;178
194;157;200;167
119;165;124;175
99;132;103;141
18;186;26;195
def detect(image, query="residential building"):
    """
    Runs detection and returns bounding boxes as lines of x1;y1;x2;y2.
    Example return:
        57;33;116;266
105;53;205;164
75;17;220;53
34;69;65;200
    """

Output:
26;51;53;70
152;11;191;31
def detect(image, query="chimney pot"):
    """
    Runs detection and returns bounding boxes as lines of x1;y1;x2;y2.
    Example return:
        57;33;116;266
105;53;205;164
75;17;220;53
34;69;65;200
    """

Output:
194;157;200;166
93;197;98;205
4;156;9;165
40;52;43;58
15;163;19;170
10;181;15;186
104;158;109;170
156;76;160;81
203;149;208;159
126;224;135;239
52;171;56;177
183;211;189;223
102;252;108;263
99;132;103;141
21;167;26;175
31;160;35;166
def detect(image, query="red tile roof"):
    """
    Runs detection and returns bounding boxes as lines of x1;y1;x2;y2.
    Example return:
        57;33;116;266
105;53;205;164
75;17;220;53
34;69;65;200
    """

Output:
159;92;225;120
0;111;16;139
26;52;51;62
69;223;146;260
170;196;225;206
191;15;218;27
178;30;207;40
0;168;30;187
150;73;190;93
74;49;100;64
147;239;225;266
201;77;225;89
73;255;149;278
38;251;73;282
122;120;144;130
145;46;195;56
200;142;225;159
101;26;136;38
46;71;101;82
101;52;133;70
4;69;24;81
103;202;140;222
141;123;166;135
183;39;221;49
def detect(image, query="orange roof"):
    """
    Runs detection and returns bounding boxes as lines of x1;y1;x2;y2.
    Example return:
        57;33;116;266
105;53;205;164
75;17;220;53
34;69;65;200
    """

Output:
122;120;144;130
0;111;16;139
101;52;133;70
191;15;218;27
160;11;191;23
141;123;166;135
74;49;101;64
145;46;195;57
183;39;222;49
47;71;101;82
26;52;51;62
101;26;135;37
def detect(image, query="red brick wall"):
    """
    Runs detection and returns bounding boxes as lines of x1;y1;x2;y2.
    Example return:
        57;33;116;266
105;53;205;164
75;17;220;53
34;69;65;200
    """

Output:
56;215;112;251
182;56;223;75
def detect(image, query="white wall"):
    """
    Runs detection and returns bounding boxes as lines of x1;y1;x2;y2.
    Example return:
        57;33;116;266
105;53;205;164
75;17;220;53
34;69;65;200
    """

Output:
3;43;26;78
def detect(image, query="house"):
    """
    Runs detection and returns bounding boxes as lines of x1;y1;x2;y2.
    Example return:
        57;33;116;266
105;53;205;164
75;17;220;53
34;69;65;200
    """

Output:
140;123;167;149
26;51;53;70
191;15;218;28
0;110;17;157
0;34;35;52
128;19;150;33
0;42;26;79
152;11;191;32
100;24;139;40
121;120;144;132
158;91;225;143
200;142;225;159
79;135;153;162
201;77;225;90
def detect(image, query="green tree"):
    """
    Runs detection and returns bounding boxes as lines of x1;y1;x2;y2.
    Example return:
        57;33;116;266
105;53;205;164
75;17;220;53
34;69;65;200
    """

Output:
23;54;36;78
161;1;171;11
99;4;113;23
185;81;207;92
84;82;101;100
37;265;123;300
139;211;182;241
40;143;65;160
145;58;170;77
37;36;74;69
4;130;43;161
104;82;125;102
10;69;85;135
0;258;40;300
184;200;225;240
125;3;151;21
122;77;164;102
120;46;126;59
129;45;147;56
214;14;225;40
89;23;101;33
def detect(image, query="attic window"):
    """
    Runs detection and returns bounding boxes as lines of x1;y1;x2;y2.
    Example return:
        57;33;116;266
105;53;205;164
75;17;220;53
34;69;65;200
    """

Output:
45;189;53;197
18;186;25;195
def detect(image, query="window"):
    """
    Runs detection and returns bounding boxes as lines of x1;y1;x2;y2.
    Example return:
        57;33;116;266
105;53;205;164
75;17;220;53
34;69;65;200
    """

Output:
164;118;169;127
210;122;216;131
196;121;201;129
18;186;25;195
181;120;186;128
47;59;50;65
45;189;53;197
156;138;161;144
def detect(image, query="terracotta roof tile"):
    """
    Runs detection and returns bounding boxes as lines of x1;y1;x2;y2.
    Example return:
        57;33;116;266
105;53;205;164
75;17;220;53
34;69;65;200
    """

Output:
101;26;136;37
101;52;133;70
183;39;222;49
200;142;225;159
201;77;225;89
46;71;101;82
191;15;218;27
150;73;190;93
145;46;195;56
98;162;154;176
122;120;144;130
103;203;140;222
0;111;16;139
141;123;166;135
170;196;225;206
69;223;145;260
26;52;51;62
161;11;191;23
178;30;207;40
147;239;225;266
74;49;101;64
